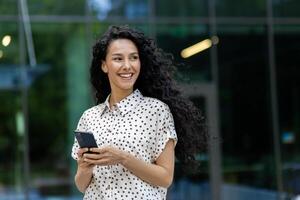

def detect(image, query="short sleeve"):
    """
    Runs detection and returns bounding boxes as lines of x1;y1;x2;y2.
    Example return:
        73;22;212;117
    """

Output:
71;111;88;160
153;104;177;161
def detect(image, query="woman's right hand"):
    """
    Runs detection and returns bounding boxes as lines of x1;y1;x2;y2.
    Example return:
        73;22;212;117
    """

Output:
77;148;95;171
75;148;95;193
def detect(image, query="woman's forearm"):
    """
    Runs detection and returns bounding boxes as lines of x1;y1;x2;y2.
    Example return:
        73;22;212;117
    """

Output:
121;153;173;188
75;167;93;193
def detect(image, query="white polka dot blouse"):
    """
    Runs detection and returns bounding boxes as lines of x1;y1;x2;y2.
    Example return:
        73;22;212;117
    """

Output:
71;89;177;200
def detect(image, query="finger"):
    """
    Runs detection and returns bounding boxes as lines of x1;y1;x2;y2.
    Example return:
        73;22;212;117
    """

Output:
77;148;89;157
84;158;112;166
84;153;100;159
91;145;114;153
85;152;111;160
78;148;89;153
77;156;86;163
77;157;95;166
90;147;106;154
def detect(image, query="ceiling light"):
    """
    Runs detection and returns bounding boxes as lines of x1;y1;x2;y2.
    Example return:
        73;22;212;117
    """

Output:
181;36;219;58
2;35;11;47
181;39;212;58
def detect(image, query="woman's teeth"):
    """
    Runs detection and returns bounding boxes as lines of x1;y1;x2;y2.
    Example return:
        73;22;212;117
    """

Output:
119;73;133;78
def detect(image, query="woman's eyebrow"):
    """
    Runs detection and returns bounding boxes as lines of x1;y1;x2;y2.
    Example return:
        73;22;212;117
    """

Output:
130;52;139;55
111;52;138;56
111;53;123;56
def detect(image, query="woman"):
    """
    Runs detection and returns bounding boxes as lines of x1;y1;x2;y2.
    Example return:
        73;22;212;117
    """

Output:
71;25;207;200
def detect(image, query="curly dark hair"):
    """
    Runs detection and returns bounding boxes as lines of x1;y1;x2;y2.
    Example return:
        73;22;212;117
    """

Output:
90;25;207;168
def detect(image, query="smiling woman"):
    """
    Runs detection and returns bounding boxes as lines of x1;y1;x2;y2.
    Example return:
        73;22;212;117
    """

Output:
71;25;207;200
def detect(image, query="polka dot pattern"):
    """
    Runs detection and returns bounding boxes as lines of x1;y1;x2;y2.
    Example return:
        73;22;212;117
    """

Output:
71;89;177;200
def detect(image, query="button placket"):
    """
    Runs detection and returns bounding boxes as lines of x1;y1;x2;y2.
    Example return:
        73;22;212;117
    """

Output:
107;107;118;198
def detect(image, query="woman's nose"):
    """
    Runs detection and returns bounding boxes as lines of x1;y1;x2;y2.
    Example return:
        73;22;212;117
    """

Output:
123;59;131;70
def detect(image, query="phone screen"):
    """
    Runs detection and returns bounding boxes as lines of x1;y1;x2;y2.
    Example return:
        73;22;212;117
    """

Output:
74;131;98;148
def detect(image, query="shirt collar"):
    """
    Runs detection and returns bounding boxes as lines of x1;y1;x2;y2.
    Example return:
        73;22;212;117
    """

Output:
99;89;144;116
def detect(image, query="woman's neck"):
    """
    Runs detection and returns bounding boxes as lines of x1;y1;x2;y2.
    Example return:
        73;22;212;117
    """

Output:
109;89;133;108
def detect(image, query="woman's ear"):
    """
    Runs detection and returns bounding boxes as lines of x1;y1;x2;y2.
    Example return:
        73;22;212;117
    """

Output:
101;62;108;73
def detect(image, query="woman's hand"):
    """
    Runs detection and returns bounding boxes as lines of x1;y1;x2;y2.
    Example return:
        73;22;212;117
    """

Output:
83;146;128;166
77;148;95;170
75;148;95;193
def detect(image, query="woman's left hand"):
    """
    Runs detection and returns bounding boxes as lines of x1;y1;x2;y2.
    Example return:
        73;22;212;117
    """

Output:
82;146;128;166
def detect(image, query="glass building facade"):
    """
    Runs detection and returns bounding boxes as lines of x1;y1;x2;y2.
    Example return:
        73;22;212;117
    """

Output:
0;0;299;199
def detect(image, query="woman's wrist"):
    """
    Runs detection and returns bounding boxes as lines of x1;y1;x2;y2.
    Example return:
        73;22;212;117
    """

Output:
77;166;93;176
120;151;131;167
75;167;93;193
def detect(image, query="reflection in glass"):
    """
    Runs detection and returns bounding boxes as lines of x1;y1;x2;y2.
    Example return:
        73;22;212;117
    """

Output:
0;92;25;198
215;0;266;17
0;0;18;15
27;0;85;15
273;0;300;17
275;25;300;195
169;95;210;200
217;25;276;190
23;23;90;198
0;21;22;197
156;25;211;82
155;0;207;17
88;0;149;20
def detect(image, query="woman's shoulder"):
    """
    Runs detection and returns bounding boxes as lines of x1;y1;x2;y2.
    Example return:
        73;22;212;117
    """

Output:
81;103;106;118
142;96;170;111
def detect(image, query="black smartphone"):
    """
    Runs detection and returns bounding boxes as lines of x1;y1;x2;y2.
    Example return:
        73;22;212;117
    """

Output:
74;131;98;149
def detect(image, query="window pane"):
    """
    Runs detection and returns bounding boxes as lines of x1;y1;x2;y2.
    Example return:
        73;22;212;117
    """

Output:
273;0;300;17
156;24;211;199
156;24;211;82
155;0;208;17
28;0;86;15
169;95;211;199
217;25;277;191
0;21;25;198
216;0;266;17
274;25;300;195
0;94;24;196
88;0;149;20
28;23;90;198
0;0;18;15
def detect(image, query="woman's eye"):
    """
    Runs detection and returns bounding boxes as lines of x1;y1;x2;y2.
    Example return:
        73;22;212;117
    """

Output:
130;56;139;60
113;57;122;61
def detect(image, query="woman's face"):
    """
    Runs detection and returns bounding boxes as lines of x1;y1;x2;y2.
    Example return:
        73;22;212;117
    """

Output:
102;39;141;94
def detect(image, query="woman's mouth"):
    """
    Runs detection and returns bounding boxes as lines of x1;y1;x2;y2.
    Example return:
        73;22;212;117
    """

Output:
118;73;133;80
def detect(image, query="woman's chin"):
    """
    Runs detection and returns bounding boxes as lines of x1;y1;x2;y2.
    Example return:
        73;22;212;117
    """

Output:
117;84;135;92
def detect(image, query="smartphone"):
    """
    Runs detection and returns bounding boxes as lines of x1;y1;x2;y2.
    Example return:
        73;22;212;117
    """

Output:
74;131;98;149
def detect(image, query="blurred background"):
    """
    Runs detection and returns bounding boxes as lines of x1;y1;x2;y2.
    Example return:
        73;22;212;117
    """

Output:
0;0;300;199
